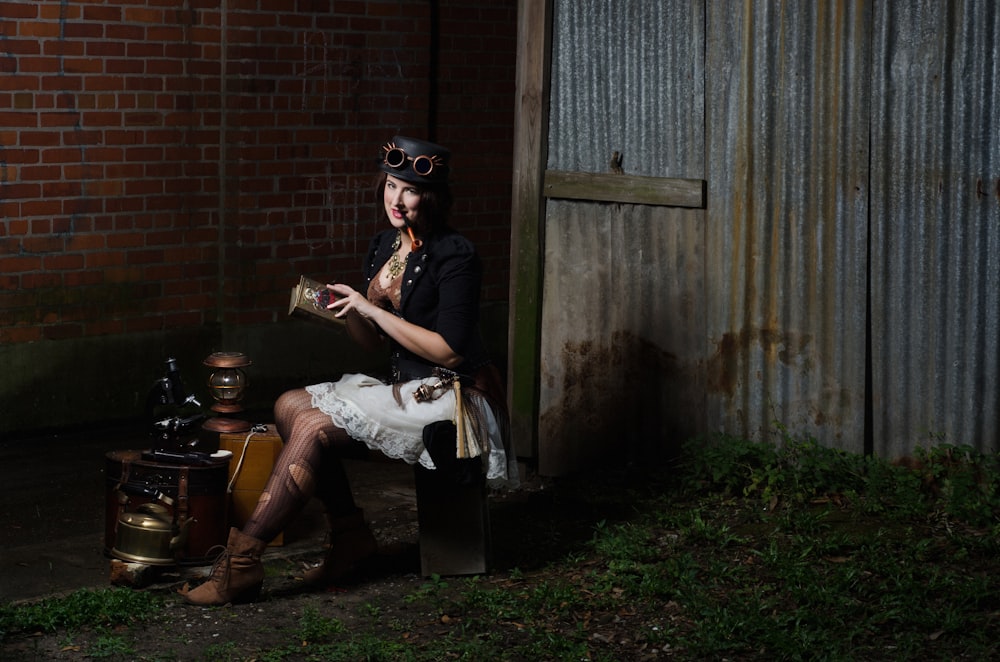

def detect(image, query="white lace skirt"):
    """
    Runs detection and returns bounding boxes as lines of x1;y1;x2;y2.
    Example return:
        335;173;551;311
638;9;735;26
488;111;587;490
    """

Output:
306;373;519;490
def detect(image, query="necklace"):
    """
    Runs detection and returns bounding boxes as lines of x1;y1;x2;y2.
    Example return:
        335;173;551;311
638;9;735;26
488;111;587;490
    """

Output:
386;231;408;279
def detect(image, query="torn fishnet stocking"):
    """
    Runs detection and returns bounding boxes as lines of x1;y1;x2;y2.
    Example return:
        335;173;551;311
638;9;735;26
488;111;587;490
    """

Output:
242;388;362;542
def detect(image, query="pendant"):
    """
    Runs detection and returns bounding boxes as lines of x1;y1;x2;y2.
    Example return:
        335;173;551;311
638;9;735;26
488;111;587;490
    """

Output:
386;231;407;279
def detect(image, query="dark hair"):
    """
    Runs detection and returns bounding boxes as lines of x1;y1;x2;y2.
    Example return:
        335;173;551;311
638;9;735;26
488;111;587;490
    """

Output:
375;171;453;235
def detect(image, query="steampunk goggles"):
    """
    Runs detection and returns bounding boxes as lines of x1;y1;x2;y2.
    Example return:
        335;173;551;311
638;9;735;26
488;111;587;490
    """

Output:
381;142;445;178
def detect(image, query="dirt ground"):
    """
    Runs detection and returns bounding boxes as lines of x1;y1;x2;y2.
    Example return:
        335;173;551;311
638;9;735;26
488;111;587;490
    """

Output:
2;458;629;661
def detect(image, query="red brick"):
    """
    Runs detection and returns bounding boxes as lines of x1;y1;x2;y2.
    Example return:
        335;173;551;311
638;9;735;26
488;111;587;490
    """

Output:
64;270;104;288
124;7;164;23
62;22;104;39
106;233;145;249
39;112;83;129
43;253;85;270
106;24;145;41
147;26;185;43
37;1;77;19
43;323;85;341
126;316;165;333
85;75;127;92
41;74;83;91
87;42;126;57
0;255;42;274
17;22;60;38
88;179;125;197
1;2;38;19
42;40;85;57
84;319;126;335
15;162;56;181
0;326;42;343
20;271;60;289
68;234;107;252
40;180;83;198
0;272;21;290
106;58;145;75
4;217;27;232
83;6;123;22
22;235;65;253
124;112;163;126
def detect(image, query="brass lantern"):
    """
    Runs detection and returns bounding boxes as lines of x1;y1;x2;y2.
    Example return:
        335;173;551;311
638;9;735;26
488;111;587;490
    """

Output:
202;351;252;433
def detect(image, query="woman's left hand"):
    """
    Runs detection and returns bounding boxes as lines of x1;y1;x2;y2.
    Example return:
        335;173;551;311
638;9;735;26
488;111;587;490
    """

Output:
326;283;376;320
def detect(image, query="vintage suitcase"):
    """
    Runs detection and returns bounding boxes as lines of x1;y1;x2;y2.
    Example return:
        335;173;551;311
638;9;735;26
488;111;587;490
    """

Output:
105;450;229;565
219;424;285;545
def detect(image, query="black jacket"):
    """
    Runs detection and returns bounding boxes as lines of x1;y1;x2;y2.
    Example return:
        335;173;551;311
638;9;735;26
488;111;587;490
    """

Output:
363;227;489;379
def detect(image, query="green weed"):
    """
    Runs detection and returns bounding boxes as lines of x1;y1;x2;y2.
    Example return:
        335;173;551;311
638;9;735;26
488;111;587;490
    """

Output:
0;587;162;637
403;573;449;604
296;605;347;641
84;630;136;660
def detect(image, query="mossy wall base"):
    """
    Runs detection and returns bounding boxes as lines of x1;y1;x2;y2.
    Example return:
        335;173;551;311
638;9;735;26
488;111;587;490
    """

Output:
1;303;508;440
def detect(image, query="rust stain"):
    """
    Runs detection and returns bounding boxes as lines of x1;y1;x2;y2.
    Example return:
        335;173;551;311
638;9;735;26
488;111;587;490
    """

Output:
539;330;700;474
706;327;814;397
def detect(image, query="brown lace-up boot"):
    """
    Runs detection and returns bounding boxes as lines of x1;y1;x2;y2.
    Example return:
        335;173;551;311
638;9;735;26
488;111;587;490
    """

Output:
184;528;267;606
302;509;378;585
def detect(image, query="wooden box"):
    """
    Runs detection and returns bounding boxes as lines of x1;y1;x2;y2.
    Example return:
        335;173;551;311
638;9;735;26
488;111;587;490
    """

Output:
219;425;285;546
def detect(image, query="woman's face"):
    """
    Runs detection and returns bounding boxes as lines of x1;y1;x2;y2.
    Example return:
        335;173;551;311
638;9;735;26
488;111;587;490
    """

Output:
383;174;423;230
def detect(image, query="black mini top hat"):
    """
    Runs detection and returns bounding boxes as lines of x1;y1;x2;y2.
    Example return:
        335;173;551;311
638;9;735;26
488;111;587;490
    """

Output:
378;136;451;185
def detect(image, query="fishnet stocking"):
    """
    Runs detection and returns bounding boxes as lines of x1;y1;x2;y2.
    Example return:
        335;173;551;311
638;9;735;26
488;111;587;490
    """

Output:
242;388;365;543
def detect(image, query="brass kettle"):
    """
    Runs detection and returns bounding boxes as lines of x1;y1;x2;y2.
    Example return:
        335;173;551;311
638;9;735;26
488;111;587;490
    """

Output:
111;503;193;565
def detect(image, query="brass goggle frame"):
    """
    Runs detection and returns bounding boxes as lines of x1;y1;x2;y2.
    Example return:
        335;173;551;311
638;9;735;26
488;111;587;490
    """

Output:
382;142;444;177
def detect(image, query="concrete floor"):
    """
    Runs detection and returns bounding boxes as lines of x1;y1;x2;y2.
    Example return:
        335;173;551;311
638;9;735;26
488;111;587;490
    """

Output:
0;423;422;604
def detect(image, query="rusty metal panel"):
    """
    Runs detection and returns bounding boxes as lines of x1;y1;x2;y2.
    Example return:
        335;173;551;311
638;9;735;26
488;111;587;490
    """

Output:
539;0;705;474
869;0;1000;456
704;1;872;451
535;0;999;472
538;201;706;475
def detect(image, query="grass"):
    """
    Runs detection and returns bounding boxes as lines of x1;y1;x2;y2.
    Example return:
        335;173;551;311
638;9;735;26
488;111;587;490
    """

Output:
3;431;999;660
0;587;162;638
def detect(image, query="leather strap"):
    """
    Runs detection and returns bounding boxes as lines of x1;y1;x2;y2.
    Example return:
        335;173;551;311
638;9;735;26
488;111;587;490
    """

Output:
177;466;190;523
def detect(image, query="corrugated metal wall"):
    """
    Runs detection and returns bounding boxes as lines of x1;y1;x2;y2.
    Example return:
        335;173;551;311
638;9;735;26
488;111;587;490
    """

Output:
547;0;704;178
869;1;1000;456
705;1;872;451
537;0;999;470
540;0;705;474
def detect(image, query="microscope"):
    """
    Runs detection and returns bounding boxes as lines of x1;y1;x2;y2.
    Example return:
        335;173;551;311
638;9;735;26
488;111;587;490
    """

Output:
144;357;209;459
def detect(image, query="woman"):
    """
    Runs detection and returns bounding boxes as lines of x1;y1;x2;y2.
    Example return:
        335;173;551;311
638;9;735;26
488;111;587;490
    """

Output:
185;136;518;606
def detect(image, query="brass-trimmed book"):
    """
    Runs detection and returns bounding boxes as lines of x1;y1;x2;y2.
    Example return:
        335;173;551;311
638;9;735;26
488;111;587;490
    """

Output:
288;276;345;327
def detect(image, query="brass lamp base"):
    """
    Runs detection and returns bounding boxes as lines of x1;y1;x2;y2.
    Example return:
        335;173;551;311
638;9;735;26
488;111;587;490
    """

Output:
202;417;253;434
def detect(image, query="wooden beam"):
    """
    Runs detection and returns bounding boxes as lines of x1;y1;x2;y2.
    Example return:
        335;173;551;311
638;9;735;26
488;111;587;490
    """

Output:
544;170;706;208
507;0;553;462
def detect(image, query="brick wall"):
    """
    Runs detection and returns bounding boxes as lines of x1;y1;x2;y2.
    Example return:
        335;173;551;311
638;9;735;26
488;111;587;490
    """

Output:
0;0;517;346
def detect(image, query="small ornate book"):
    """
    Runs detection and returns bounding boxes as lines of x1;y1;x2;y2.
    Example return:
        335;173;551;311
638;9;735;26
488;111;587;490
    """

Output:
288;276;345;327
